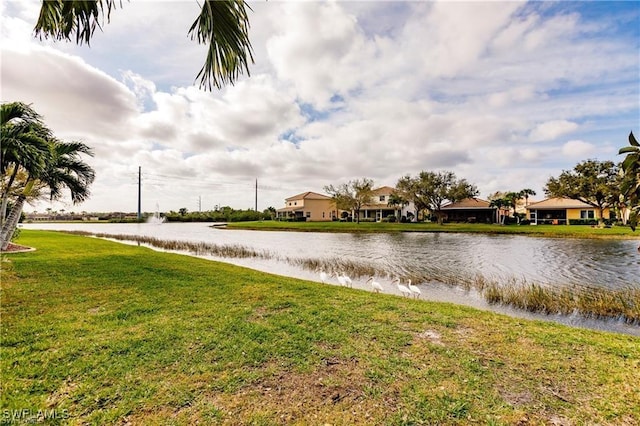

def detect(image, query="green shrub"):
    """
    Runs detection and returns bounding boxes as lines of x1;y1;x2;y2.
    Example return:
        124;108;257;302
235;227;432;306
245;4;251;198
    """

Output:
569;219;599;226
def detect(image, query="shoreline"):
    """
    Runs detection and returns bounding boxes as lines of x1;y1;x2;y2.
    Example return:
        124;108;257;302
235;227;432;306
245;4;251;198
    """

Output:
224;221;640;244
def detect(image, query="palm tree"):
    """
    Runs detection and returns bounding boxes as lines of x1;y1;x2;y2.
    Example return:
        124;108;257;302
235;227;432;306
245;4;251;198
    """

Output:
1;139;95;250
265;206;276;220
503;192;521;223
388;192;409;222
34;0;254;90
1;102;51;226
489;198;506;224
619;131;639;231
519;188;536;207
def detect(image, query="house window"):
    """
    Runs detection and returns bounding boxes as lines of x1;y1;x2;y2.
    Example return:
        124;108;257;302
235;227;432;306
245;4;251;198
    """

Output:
580;210;595;219
306;212;311;218
379;195;386;202
322;212;325;218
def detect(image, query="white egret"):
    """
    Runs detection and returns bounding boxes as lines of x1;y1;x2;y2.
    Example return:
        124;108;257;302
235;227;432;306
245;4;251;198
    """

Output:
407;279;421;299
392;277;411;297
341;272;353;288
335;272;347;287
367;276;383;293
319;270;328;283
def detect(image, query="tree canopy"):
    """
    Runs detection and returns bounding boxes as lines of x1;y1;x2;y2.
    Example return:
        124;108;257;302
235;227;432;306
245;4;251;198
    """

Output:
544;159;619;223
395;171;478;224
324;178;374;224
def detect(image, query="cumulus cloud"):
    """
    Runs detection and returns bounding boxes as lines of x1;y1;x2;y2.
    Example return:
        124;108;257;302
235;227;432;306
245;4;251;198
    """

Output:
266;2;372;108
529;120;579;142
1;1;637;213
1;45;138;141
561;140;597;158
404;2;522;78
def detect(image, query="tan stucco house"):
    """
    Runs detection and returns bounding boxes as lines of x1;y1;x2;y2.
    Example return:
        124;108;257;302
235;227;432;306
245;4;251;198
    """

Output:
275;191;337;222
525;197;611;225
357;186;417;222
277;186;416;222
360;186;402;221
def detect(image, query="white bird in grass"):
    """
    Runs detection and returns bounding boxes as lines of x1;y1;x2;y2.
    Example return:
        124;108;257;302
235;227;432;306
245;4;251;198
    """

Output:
335;272;347;287
407;279;421;299
319;270;328;283
341;271;353;288
367;276;384;293
393;277;411;297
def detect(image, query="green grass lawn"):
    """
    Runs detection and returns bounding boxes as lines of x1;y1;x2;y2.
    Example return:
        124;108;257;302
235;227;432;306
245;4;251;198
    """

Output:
2;230;639;425
225;220;640;239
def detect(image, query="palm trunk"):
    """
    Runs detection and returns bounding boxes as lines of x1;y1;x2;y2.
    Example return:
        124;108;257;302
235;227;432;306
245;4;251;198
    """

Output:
0;194;26;250
1;166;20;226
0;197;8;228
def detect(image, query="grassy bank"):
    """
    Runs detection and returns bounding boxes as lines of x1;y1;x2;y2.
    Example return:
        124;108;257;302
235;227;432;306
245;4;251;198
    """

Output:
59;230;640;324
1;231;639;425
225;221;640;239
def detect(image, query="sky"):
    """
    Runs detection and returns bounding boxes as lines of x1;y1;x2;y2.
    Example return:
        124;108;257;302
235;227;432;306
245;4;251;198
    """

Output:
1;1;639;214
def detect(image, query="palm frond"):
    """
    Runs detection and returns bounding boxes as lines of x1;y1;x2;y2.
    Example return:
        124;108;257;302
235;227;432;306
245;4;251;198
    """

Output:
189;0;254;90
1;101;42;126
43;139;95;203
34;1;250;90
34;0;120;46
619;146;639;154
1;122;51;177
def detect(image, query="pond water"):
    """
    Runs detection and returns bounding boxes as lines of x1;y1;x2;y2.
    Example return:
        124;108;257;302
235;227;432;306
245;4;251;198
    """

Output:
21;222;640;336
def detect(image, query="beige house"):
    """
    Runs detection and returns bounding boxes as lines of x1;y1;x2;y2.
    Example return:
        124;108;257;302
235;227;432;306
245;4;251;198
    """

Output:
275;191;337;222
359;186;401;221
525;197;611;225
277;186;418;222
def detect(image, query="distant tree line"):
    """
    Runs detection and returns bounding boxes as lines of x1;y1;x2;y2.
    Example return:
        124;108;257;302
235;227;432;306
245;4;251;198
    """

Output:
164;206;275;222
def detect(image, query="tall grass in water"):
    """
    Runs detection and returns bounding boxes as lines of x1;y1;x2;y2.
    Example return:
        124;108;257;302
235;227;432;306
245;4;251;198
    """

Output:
63;231;640;324
68;231;277;260
483;280;640;324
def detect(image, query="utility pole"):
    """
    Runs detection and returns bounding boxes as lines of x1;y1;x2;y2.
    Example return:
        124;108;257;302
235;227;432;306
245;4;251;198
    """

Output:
255;179;258;212
198;196;202;212
137;166;141;221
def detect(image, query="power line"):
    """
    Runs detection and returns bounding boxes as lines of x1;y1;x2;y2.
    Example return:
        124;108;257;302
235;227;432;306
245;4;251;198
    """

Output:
123;169;292;192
